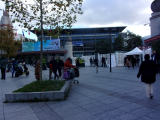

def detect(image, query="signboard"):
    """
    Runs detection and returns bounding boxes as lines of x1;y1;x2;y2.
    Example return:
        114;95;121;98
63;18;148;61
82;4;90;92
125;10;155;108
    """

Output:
23;39;60;52
43;39;60;51
72;41;83;46
34;41;41;51
22;42;34;52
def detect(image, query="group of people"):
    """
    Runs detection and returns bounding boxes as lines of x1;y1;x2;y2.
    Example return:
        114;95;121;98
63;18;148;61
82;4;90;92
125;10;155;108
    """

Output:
0;58;21;80
124;56;140;68
90;57;107;67
35;57;78;80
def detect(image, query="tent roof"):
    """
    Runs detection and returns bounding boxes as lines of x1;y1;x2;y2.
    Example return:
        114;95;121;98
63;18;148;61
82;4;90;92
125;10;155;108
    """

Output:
125;47;143;55
145;48;151;54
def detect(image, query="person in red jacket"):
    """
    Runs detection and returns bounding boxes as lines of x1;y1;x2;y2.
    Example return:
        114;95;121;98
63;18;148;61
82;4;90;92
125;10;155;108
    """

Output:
64;58;76;68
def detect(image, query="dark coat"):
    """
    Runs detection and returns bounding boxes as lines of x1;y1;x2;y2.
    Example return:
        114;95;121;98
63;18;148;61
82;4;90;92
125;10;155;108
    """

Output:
137;60;157;83
49;59;58;70
76;59;80;66
58;59;64;68
151;53;159;61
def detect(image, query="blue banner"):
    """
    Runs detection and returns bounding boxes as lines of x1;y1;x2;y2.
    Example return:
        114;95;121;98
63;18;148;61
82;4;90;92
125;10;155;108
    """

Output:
72;41;83;46
23;39;60;52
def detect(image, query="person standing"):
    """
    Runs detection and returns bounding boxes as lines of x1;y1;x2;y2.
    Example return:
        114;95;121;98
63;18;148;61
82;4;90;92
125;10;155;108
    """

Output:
131;56;136;69
105;57;108;67
49;57;53;79
137;54;157;99
76;58;80;68
126;57;131;68
90;57;92;67
35;59;40;80
151;50;159;64
7;59;12;72
49;56;59;80
1;58;8;80
57;57;64;77
101;57;105;67
30;59;33;66
12;59;17;78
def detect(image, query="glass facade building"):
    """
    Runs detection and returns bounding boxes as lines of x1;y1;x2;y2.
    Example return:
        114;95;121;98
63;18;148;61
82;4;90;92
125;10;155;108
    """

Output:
35;27;126;57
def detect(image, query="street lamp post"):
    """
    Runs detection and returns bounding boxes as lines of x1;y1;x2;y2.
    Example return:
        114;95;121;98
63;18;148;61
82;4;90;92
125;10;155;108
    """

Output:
109;30;112;72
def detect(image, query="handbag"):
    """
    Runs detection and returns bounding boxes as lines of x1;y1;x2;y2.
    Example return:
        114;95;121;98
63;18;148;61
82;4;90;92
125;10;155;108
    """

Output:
63;70;69;79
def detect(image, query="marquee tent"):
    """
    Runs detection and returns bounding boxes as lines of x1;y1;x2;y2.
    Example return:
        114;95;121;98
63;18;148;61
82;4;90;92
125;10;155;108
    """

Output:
145;48;151;54
125;47;143;55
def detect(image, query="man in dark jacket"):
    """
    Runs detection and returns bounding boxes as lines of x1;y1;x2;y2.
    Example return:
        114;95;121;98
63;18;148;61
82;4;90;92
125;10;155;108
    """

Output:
151;50;159;63
137;54;157;99
49;56;59;80
101;57;105;67
76;58;80;68
1;58;8;80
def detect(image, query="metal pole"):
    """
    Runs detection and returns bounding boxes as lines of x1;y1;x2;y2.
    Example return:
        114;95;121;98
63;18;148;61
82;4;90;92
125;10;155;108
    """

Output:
110;30;112;72
40;0;43;82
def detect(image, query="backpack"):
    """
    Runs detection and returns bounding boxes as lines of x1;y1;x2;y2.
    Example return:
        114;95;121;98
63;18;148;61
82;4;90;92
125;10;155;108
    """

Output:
63;70;69;79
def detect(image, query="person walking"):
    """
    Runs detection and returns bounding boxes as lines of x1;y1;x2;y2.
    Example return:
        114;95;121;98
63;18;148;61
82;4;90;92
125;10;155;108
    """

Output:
151;50;159;64
126;57;131;69
49;56;59;80
7;59;12;72
1;58;8;80
90;57;92;67
137;54;158;99
49;57;53;79
12;59;17;78
101;57;105;67
30;59;33;66
105;57;108;67
131;56;136;69
35;59;40;80
76;58;80;68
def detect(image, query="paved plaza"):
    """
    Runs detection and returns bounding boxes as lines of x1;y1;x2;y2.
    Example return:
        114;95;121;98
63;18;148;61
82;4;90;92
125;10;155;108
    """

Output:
0;65;160;120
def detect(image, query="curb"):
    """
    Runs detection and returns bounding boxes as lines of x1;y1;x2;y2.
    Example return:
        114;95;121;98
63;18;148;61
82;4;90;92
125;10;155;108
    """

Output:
5;81;71;102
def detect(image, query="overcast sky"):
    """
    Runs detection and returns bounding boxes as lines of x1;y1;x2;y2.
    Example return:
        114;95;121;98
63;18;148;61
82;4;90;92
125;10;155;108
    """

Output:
0;0;153;39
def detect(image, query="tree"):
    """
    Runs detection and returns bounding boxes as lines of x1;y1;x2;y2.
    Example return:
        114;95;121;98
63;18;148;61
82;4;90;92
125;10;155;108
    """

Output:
0;26;21;58
113;34;124;51
124;32;142;51
152;40;160;54
95;39;113;54
3;0;83;82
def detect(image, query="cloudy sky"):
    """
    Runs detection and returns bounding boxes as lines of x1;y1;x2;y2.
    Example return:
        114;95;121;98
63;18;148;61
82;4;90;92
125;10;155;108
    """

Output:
0;0;153;39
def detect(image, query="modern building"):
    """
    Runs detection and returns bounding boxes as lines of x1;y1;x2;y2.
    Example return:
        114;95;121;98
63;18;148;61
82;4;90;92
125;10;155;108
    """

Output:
32;27;126;57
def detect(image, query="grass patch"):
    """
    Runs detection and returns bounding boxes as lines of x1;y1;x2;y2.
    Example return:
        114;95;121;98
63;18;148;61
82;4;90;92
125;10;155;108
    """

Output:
13;80;65;93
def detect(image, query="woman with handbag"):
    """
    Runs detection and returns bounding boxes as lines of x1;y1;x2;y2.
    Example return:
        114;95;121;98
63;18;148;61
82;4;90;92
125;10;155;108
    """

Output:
126;57;131;68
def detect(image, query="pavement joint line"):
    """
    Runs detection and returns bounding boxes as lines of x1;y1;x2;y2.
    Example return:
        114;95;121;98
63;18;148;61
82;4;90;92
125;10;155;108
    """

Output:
77;83;160;108
81;73;141;84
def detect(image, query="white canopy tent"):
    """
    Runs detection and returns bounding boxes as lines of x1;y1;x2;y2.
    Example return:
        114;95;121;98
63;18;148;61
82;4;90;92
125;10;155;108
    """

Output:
145;48;151;54
125;47;143;55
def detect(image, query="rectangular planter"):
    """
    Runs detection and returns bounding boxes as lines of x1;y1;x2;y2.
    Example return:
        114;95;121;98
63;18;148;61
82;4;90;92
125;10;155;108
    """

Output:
5;81;71;102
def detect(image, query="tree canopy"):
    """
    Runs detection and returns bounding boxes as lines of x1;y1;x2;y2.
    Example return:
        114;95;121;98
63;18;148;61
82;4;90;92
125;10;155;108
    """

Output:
95;39;113;54
2;0;83;37
0;26;21;58
152;40;160;54
124;32;142;51
113;34;124;51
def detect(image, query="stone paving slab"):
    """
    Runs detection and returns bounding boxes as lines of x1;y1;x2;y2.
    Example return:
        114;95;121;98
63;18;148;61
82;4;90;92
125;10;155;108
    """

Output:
0;65;160;120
